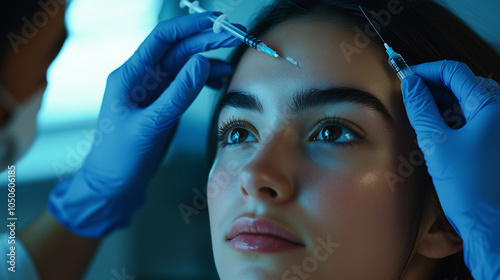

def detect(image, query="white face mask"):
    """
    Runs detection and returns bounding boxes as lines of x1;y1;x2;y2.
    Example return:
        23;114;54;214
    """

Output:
0;84;45;172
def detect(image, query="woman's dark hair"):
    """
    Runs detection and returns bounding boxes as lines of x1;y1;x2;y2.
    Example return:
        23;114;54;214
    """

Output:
207;0;500;279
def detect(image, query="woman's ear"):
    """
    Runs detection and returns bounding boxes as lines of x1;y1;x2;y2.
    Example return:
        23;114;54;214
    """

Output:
417;216;463;259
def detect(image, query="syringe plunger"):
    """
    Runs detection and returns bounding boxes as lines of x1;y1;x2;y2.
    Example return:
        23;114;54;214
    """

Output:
384;44;413;81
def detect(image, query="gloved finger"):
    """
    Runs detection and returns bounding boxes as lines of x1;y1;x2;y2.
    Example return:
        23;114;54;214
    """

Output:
129;12;220;68
208;59;234;80
205;59;234;89
206;78;223;89
410;60;482;109
401;74;449;141
137;39;237;105
149;55;211;129
205;79;224;89
476;76;500;95
162;23;245;71
409;62;461;107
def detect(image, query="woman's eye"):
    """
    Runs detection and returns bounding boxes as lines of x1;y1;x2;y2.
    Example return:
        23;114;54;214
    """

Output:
314;125;357;142
217;120;258;148
228;128;252;144
311;118;363;145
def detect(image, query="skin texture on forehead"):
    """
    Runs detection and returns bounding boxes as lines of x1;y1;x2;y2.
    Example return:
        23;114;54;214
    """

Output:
234;19;396;109
208;18;434;280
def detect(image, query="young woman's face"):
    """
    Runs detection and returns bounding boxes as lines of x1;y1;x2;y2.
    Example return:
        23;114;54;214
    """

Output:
208;18;424;280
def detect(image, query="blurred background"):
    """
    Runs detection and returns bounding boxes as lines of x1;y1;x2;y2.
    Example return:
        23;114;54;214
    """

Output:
0;0;499;279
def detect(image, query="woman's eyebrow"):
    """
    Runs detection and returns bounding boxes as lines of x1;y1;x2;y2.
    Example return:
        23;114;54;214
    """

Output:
291;87;394;125
217;87;394;126
216;91;264;114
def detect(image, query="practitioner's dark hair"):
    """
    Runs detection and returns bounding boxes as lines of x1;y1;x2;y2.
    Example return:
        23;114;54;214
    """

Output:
0;2;42;60
208;1;500;278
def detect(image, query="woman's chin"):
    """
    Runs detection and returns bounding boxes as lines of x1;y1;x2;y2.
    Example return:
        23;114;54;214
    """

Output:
219;266;279;280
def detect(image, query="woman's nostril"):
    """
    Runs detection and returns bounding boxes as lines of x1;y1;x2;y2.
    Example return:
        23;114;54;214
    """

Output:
260;187;278;198
240;186;249;196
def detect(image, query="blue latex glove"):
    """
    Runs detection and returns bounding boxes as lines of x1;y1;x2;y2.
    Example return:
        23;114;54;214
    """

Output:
48;12;243;238
401;60;500;279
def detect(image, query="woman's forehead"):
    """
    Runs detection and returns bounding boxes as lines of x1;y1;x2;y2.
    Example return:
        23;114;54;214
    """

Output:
228;18;399;107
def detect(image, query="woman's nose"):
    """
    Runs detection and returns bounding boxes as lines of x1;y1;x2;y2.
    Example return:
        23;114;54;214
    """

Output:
238;131;297;204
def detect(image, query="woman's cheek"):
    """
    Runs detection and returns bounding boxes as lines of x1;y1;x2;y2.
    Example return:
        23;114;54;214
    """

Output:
207;154;246;221
296;160;412;278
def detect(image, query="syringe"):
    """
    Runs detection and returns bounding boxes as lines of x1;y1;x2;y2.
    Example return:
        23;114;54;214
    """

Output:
359;6;413;80
180;0;300;68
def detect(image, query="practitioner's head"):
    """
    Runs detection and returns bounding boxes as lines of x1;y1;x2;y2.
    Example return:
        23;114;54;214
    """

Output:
0;1;67;107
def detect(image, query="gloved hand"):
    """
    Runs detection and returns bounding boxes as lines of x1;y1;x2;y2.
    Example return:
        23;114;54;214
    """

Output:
401;60;500;279
48;12;243;238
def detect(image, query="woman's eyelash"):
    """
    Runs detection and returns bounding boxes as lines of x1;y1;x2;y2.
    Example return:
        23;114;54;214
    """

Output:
217;116;366;149
314;116;364;138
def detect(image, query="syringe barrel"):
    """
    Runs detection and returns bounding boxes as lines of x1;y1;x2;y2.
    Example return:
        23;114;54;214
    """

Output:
388;53;413;81
240;35;277;57
208;15;278;58
243;34;263;50
209;15;247;41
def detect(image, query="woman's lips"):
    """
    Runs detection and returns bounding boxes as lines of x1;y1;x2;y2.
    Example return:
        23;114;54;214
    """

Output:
226;216;304;253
